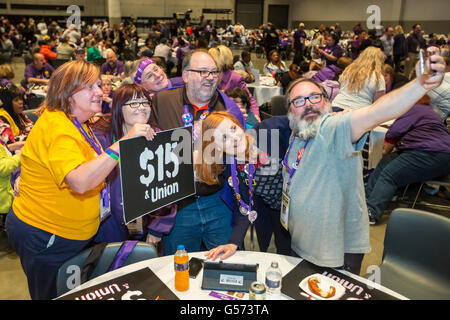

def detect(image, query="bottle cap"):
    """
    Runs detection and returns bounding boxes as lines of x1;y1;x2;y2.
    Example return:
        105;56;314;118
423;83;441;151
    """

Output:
271;261;278;268
177;244;185;251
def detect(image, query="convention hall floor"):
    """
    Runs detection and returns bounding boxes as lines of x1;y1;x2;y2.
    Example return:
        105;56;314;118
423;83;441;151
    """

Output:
1;52;448;300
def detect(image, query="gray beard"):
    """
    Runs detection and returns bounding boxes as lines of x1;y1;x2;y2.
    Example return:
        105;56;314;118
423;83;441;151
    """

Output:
288;111;326;140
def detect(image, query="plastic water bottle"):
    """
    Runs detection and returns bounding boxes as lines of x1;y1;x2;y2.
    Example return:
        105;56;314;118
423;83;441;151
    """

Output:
265;261;282;295
174;244;189;291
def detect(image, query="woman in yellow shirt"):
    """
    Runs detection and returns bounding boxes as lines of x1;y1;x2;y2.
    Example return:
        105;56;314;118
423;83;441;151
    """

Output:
5;60;154;300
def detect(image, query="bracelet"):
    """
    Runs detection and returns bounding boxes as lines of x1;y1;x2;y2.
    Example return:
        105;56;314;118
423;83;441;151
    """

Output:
105;148;119;161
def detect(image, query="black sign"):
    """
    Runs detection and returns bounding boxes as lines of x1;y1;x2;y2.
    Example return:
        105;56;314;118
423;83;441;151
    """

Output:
282;260;399;300
57;267;179;300
119;127;195;224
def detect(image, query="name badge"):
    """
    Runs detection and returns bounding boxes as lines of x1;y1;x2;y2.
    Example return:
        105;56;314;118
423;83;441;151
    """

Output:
220;274;244;286
280;191;290;231
100;186;111;221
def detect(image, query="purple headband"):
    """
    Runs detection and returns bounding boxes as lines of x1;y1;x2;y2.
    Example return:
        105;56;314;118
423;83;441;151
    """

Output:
134;58;155;84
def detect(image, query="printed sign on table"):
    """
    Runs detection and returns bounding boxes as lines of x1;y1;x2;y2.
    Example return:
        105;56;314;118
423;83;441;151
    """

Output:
282;260;399;300
119;127;195;224
57;268;179;300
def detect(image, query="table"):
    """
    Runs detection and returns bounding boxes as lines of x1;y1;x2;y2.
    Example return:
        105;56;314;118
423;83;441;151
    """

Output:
247;77;283;106
27;83;47;97
368;120;394;169
60;250;407;300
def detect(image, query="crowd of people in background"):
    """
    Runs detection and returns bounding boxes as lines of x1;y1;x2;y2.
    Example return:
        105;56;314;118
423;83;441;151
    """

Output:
0;14;448;300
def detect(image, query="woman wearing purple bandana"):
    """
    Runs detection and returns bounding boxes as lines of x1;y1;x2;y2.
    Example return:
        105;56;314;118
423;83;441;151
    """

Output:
132;58;184;96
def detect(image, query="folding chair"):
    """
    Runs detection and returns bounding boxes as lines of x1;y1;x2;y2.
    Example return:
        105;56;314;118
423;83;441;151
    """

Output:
371;208;450;299
56;241;157;297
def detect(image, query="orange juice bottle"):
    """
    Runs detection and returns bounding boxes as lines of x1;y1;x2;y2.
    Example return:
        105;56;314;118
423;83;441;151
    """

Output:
174;244;189;291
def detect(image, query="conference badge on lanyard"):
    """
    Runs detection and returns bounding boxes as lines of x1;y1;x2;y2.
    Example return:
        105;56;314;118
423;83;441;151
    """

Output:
72;118;111;222
280;190;290;231
100;184;111;222
280;136;310;231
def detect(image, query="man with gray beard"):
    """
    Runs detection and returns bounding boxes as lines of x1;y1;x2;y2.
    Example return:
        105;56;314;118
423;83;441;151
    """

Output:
280;51;445;274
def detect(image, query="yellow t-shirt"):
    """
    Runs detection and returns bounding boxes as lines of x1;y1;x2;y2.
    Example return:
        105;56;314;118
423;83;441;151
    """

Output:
13;109;104;240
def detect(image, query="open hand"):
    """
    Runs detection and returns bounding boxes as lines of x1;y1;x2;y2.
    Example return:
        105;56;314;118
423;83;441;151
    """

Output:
204;244;238;261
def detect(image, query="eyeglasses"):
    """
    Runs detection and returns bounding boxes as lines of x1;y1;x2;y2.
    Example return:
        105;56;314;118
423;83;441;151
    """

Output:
124;101;151;109
186;69;220;78
289;93;323;108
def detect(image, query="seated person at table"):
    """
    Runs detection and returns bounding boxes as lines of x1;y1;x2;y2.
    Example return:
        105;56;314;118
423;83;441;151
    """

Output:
0;85;33;150
0;133;22;244
312;57;352;83
24;53;54;85
197;112;291;261
101;49;124;79
86;40;102;62
38;37;57;64
100;75;114;114
263;49;288;76
365;94;450;225
226;88;259;129
74;47;86;61
56;36;75;61
93;84;176;245
209;45;260;121
280;63;302;94
383;63;408;93
233;50;256;83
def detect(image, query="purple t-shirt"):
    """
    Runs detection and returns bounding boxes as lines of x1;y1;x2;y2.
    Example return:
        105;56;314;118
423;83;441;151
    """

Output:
322;44;342;66
24;63;55;82
101;60;124;76
385;104;450;153
293;29;306;49
312;65;340;82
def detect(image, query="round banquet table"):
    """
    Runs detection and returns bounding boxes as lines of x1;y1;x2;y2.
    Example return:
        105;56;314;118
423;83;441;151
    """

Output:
247;79;283;106
59;250;408;300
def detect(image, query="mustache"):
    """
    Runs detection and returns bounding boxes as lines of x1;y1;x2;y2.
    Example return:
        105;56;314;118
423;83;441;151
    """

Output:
302;107;321;118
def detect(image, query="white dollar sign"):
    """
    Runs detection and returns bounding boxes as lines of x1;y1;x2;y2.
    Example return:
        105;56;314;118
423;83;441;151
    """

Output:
139;147;155;187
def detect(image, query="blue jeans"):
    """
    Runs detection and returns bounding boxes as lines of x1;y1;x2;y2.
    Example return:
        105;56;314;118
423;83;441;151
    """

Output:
162;192;233;255
5;209;92;300
365;150;450;220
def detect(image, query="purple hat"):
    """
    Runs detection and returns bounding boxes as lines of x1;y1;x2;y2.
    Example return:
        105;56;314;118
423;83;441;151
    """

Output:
134;58;155;84
75;48;85;54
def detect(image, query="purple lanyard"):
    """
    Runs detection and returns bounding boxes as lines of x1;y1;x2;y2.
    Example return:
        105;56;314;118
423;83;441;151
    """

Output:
0;139;11;153
282;134;310;188
72;119;102;155
72;118;109;208
230;157;255;213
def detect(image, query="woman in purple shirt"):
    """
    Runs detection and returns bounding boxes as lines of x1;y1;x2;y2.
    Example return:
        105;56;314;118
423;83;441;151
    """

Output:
209;45;261;121
365;95;450;225
315;33;343;67
93;84;176;245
